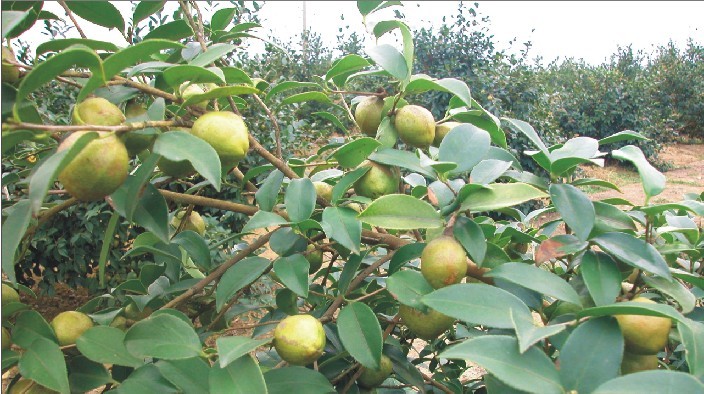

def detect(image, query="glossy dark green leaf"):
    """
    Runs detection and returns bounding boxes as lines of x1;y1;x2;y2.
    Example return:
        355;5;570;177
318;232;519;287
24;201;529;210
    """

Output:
549;183;595;241
471;159;512;185
210;7;237;30
591;201;637;236
153;130;222;191
459;183;547;213
338;302;383;369
453;216;487;265
421;283;532;329
285;178;316;222
549;137;599;176
113;364;179;394
68;356;112;393
438;124;490;175
406;75;472;107
369;148;435;178
18;337;70;394
76;326;143;367
1;199;31;283
386;270;434;310
216;336;272;368
611;145;665;200
97;211;120;287
572;178;622;193
264;366;335;394
331;137;381;168
580;251;621;307
503;118;549;156
241;210;288;232
11;310;58;348
65;1;124;31
216;257;271;311
163;65;225;87
265;81;320;102
598;130;648;146
312;111;347;132
591;232;672;280
577;301;684;322
358;194;443;229
331;166;370;203
36;38;118;56
172;230;212;270
133;0;166;24
367;44;408;81
388;242;425;274
678;319;704;381
325;54;370;86
274;254;310;298
124;314;202;360
592;370;704;393
129;183;169;244
559;317;623;393
643;275;695;313
270;227;307;256
189;44;237;67
440;335;563;394
210;354;266;394
181;86;259;107
357;1;383;16
511;310;568;353
256;169;284;211
486;263;582;306
144;19;193;40
156;358;210;394
321;207;362;254
2;10;28;38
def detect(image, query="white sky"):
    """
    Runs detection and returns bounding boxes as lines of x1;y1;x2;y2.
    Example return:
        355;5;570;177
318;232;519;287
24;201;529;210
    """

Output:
25;1;704;65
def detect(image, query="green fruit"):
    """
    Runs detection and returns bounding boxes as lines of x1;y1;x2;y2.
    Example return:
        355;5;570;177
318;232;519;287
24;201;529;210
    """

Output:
355;96;385;137
353;160;399;200
305;244;324;273
57;131;129;201
313;181;333;202
191;111;250;171
180;83;208;110
394;105;435;148
50;311;93;346
273;314;326;365
72;97;126;126
614;297;672;355
109;316;128;331
421;236;468;289
2;46;20;84
9;379;58;394
125;100;147;118
2;327;11;350
123;129;157;156
357;354;393;388
345;202;364;213
621;352;659;374
398;304;454;340
2;283;20;305
171;210;206;236
124;304;153;321
433;121;461;147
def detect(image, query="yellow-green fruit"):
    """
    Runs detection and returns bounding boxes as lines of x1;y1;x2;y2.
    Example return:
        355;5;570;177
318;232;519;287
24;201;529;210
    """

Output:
273;314;326;365
614;297;672;355
357;354;393;388
355;96;385;137
57;131;129;201
398;304;454;340
346;202;364;213
109;316;128;331
305;244;324;274
621;352;659;374
123;101;155;155
72;97;126;126
171;210;206;236
353;161;399;200
2;327;11;350
180;83;208;110
9;379;58;394
190;111;249;170
2;284;20;305
50;311;93;346
394;105;435;148
313;181;333;202
421;236;468;289
433;121;461;147
124;304;153;321
2;46;20;84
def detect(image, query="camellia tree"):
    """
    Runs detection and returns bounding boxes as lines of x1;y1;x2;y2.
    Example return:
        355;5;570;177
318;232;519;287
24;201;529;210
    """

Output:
2;1;703;393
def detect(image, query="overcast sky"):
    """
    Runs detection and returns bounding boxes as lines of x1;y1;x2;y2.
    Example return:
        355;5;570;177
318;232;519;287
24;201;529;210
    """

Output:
29;1;704;65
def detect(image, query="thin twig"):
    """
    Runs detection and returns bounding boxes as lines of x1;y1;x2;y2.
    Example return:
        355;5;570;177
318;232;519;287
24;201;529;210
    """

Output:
3;120;181;134
179;0;208;52
58;1;87;39
252;94;283;160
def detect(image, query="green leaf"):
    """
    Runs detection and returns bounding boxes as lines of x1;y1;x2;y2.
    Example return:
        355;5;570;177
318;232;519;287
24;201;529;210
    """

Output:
256;169;284;211
549;137;599;176
338;302;383;369
210;355;266;394
678;319;704;381
598;130;648;146
358;194;443;230
79;39;183;101
503;118;549;156
471;159;512;185
265;81;320;102
113;364;178;394
76;326;143;367
155;358;210;394
172;230;212;270
133;0;166;24
189;43;237;67
367;44;408;81
127;183;170;243
36;38;119;56
11;310;58;348
264;366;335;394
438;124;490;175
592;371;704;393
421;283;532;329
1;199;31;283
371;20;413;75
216;257;271;311
440;335;563;394
2;10;29;38
211;7;237;31
453;216;486;265
144;19;193;40
331;166;370;203
124;314;202;360
611;145;666;200
459;183;547;213
485;263;582;306
320;207;362;254
591;232;672;280
643;275;695;314
571;178;622;193
65;1;125;31
580;251;622;307
153;131;222;191
280;91;331;106
274;254;310;298
181;86;259;108
285;178;316;223
15;45;104;116
549;183;595;241
68;356;112;393
163;65;225;87
312;111;347;133
97;211;119;287
325;54;370;86
592;201;637;235
559;317;623;393
577;301;684;322
242;210;288;233
386;270;434;310
357;1;383;16
388;242;425;274
511;310;568;353
18;337;70;394
406;75;472;107
369;148;435;178
270;227;307;257
331;137;381;168
216;336;272;368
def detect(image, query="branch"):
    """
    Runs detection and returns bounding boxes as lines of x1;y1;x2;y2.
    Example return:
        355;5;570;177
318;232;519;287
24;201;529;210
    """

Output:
252;94;283;160
159;190;258;216
179;0;207;52
58;1;87;39
2;120;181;134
